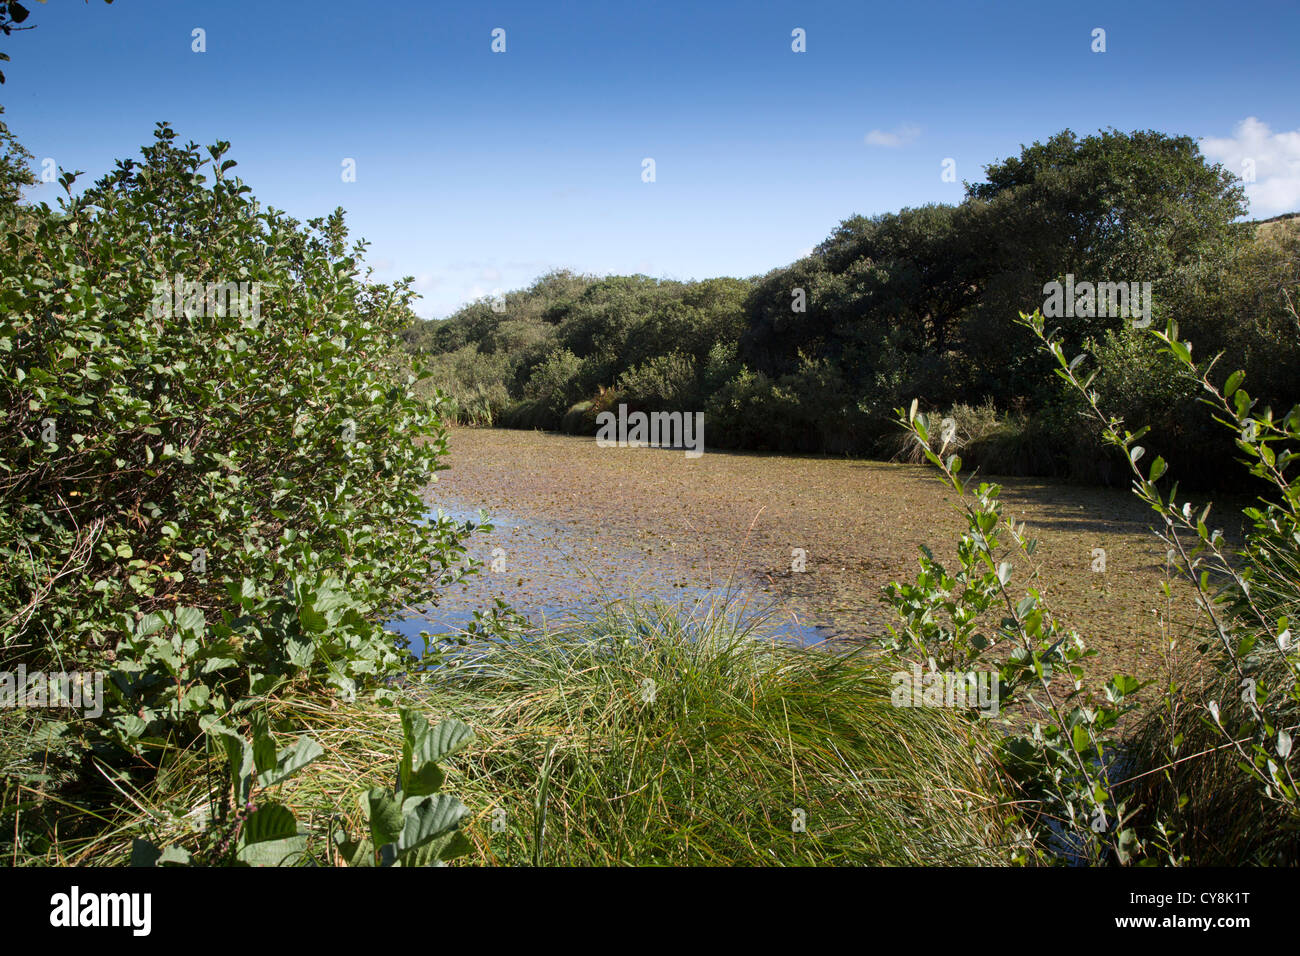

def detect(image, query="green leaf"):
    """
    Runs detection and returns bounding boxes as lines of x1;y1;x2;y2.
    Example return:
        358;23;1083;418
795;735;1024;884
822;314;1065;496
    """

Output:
334;831;375;867
236;833;307;867
130;838;161;867
397;793;467;856
258;736;324;789
406;712;475;765
156;845;192;866
1071;723;1091;752
438;828;474;862
366;788;404;848
241;802;298;845
175;605;205;636
285;634;315;668
252;732;277;778
401;760;445;798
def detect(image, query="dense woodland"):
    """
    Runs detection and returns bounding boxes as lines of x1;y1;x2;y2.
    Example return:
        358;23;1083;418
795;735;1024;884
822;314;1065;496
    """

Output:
405;129;1300;488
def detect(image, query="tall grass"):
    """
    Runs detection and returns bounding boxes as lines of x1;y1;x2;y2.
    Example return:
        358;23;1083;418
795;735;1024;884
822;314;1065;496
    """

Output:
15;599;1016;866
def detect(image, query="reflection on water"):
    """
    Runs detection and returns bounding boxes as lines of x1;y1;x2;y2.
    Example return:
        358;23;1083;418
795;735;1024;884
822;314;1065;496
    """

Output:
389;503;838;657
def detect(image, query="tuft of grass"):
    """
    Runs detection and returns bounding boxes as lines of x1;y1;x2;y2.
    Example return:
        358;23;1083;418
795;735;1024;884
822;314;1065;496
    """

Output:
296;599;1015;865
890;401;1002;467
23;599;1018;866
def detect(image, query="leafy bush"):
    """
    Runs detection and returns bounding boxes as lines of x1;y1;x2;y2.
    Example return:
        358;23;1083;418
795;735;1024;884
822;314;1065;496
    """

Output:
704;367;797;450
414;345;511;424
130;707;475;867
0;125;475;752
882;312;1300;864
617;350;699;412
882;403;1147;864
559;400;593;435
522;348;583;423
332;709;474;867
499;397;553;430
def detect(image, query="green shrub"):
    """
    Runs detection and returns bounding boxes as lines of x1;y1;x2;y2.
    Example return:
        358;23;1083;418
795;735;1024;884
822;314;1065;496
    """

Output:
616;351;699;412
963;412;1068;478
414;345;511;424
559;400;593;435
705;367;797;450
883;403;1149;864
0;125;475;752
522;348;583;423
1021;314;1298;862
499;397;553;430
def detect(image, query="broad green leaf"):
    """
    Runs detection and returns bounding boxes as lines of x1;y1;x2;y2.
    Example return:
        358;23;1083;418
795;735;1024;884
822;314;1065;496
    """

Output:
258;736;324;789
241;802;298;845
236;833;307;867
366;788;404;848
397;793;467;856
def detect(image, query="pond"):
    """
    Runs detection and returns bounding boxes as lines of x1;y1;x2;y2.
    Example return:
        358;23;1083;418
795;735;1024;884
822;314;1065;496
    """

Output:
391;427;1190;682
389;499;837;655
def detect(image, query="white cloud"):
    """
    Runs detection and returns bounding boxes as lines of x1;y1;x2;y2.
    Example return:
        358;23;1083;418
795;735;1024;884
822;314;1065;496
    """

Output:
864;124;921;148
1200;117;1300;218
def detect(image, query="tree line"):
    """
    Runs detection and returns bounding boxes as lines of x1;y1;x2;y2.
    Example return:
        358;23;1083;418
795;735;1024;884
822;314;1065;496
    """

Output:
404;128;1300;488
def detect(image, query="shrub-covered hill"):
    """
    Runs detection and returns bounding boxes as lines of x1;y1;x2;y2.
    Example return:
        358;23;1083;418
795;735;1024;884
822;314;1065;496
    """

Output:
404;128;1299;489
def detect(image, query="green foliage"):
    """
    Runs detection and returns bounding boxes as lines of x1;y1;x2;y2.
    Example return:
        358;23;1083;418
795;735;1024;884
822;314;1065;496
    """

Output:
523;347;584;422
332;710;474;867
0;124;476;751
131;711;324;867
411;345;511;424
405;127;1279;483
882;311;1300;864
703;366;798;450
882;403;1148;864
0;106;33;204
617;350;699;412
1031;312;1299;821
129;708;474;867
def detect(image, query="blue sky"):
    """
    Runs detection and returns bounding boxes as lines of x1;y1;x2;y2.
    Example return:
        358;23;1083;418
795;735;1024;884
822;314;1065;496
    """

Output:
5;0;1299;317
